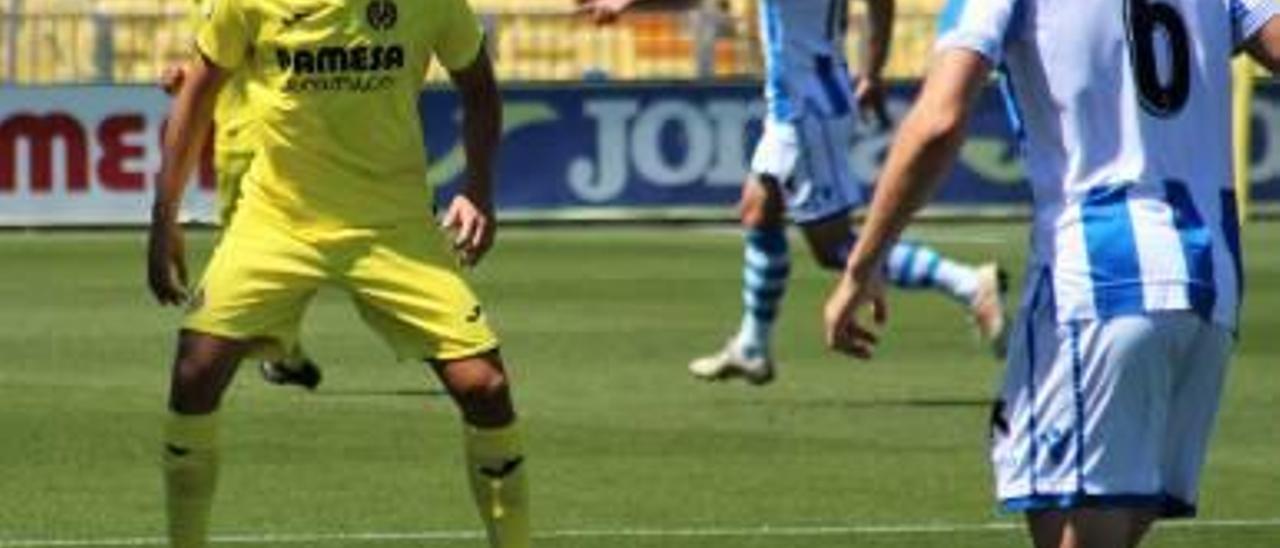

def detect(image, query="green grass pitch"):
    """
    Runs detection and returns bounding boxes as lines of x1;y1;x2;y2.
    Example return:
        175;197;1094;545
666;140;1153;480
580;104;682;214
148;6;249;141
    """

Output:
0;222;1277;547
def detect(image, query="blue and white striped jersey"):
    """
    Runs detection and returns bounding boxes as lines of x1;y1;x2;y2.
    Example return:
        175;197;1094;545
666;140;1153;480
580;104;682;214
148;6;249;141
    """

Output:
936;0;1279;329
758;0;856;121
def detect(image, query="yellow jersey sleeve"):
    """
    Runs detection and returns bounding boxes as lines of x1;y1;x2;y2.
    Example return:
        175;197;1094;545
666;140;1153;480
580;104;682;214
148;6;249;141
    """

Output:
196;0;252;70
433;0;484;71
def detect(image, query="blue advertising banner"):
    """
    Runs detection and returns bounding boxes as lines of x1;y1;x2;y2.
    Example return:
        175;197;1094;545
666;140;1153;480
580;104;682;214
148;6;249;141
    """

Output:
2;82;1277;225
422;82;1280;215
423;84;770;214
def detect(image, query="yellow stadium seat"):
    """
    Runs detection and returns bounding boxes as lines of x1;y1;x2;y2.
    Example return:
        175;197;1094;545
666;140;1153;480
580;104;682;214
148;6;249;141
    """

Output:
627;14;696;78
494;14;581;80
7;0;97;83
0;0;951;83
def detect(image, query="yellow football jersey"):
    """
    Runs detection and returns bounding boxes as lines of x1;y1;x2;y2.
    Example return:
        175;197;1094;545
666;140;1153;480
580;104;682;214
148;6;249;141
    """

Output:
196;0;483;228
190;0;256;158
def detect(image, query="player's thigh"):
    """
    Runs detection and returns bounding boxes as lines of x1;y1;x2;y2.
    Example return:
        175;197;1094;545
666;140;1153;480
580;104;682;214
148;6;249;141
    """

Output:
992;271;1070;505
744;121;798;227
1026;507;1157;548
346;226;498;362
1074;315;1178;494
784;114;863;224
168;330;259;413
184;217;325;356
749;119;799;190
993;273;1182;511
1160;316;1232;510
797;213;852;269
745;115;864;227
738;174;785;228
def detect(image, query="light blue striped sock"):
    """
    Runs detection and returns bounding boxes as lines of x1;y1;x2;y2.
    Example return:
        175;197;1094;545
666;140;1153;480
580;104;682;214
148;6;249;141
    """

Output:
884;240;979;304
733;227;790;354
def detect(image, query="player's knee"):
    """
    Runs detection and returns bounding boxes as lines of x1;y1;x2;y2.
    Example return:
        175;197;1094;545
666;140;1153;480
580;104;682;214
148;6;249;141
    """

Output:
167;331;247;414
436;355;515;426
168;355;228;413
455;378;514;428
739;175;785;229
738;199;772;228
451;366;509;402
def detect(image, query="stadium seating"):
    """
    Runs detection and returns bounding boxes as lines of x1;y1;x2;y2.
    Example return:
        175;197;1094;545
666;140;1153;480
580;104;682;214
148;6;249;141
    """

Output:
1;0;97;83
96;0;188;84
0;0;185;84
0;0;947;85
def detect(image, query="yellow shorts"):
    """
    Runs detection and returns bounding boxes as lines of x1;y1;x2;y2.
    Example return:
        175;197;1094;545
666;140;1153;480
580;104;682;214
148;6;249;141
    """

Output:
214;150;253;227
184;213;499;362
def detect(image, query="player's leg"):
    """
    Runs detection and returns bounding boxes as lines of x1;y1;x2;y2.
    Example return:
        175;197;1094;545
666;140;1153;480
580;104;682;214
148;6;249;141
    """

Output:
994;271;1198;548
1026;508;1158;548
216;149;326;391
787;112;1007;355
688;173;790;384
886;240;1008;357
1128;514;1158;547
797;204;988;289
166;215;324;547
163;331;254;548
1128;315;1232;546
801;219;1008;355
347;226;527;548
430;351;515;427
734;172;790;367
1029;315;1230;548
430;351;528;548
688;121;793;384
1026;511;1072;548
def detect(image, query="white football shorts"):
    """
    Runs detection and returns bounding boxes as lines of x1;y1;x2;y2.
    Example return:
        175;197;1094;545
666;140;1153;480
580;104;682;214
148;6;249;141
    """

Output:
749;115;864;225
991;267;1232;518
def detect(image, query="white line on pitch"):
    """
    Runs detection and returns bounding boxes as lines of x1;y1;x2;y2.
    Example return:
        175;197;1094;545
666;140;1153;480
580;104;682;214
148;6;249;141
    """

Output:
2;518;1278;547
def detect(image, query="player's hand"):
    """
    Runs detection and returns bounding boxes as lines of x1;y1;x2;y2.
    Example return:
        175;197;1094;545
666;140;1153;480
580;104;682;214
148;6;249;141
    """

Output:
159;63;187;96
441;188;496;267
855;76;892;131
147;216;189;305
823;269;888;359
576;0;635;24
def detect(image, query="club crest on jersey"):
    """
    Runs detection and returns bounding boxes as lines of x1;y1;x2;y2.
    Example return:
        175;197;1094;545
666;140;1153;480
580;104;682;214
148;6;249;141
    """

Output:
366;0;397;31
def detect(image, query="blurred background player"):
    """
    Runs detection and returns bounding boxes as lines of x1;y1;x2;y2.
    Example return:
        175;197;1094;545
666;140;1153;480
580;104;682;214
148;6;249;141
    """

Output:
148;0;528;545
159;0;321;390
580;0;1009;385
825;0;1280;546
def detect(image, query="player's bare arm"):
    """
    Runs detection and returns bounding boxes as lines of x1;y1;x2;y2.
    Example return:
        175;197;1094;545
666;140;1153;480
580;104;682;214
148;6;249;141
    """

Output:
823;49;989;357
441;47;502;267
148;54;226;305
577;0;695;24
577;0;637;23
1245;16;1280;73
856;0;894;129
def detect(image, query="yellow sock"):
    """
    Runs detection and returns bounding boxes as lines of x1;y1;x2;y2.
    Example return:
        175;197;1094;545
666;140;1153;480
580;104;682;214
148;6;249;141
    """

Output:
463;423;530;548
163;413;220;548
